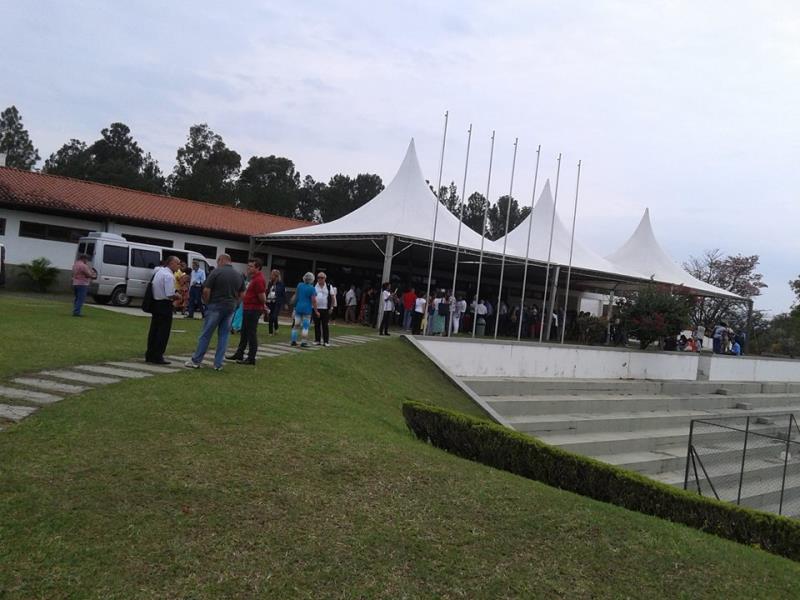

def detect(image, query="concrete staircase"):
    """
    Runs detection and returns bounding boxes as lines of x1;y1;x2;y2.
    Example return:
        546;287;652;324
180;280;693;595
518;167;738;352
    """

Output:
464;377;800;517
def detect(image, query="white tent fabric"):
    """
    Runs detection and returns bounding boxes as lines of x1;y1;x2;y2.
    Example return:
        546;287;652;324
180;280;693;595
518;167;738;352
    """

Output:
496;180;644;278
267;139;502;253
606;209;740;298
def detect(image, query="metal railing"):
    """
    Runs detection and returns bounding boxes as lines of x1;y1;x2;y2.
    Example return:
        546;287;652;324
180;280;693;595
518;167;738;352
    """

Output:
684;413;800;517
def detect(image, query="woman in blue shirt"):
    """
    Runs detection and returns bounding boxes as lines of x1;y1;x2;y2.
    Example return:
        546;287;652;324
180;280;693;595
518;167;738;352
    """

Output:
291;272;318;347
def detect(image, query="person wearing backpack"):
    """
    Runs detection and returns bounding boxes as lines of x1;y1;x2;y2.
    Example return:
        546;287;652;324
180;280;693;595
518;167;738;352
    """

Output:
313;271;336;346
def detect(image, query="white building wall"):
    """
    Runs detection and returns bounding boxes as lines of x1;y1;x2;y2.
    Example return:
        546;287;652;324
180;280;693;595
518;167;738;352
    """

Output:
0;208;252;273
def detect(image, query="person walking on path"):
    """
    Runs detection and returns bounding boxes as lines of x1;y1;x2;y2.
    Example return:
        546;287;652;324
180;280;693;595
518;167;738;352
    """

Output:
186;260;206;319
313;272;336;346
227;258;267;365
70;253;96;317
379;282;396;336
266;269;285;335
185;254;246;371
291;272;318;347
344;285;357;323
146;256;179;364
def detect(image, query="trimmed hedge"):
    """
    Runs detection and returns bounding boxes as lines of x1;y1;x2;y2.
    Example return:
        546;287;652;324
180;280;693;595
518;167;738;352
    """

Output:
403;400;800;562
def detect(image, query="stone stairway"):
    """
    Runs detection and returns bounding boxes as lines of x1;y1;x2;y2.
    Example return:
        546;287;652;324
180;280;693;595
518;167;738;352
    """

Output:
0;333;384;430
464;377;800;517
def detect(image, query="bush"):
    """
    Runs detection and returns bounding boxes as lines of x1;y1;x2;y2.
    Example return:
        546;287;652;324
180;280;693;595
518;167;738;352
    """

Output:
17;257;61;292
402;400;800;562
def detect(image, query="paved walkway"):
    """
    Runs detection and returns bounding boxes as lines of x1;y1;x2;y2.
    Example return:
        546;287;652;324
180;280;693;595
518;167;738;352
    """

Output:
0;333;385;430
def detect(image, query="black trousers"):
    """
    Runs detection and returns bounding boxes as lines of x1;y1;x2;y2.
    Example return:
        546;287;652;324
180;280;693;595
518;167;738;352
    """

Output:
411;311;423;335
313;308;330;343
146;300;173;362
234;309;261;360
380;310;392;334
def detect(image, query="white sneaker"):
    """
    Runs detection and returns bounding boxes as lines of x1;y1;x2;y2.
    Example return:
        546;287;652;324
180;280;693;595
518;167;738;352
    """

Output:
184;360;200;369
214;366;223;371
314;341;321;346
324;342;331;347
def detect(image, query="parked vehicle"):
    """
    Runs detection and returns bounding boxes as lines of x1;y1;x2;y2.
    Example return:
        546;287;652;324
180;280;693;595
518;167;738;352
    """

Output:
76;232;211;306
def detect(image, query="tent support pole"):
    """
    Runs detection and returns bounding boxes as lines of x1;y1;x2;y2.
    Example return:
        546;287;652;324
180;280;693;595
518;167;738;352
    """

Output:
494;137;519;339
378;235;395;329
517;145;541;340
544;265;560;341
448;124;473;337
745;298;754;354
560;160;582;344
265;253;273;274
472;131;496;338
539;153;563;342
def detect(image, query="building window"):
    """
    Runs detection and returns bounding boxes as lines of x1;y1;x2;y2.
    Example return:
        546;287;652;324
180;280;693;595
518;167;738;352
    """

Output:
103;244;128;266
131;248;160;269
19;221;89;243
0;218;5;235
225;247;250;264
184;242;217;259
122;233;173;247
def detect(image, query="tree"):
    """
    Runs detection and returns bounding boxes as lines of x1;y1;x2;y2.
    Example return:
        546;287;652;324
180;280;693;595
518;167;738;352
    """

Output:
295;175;326;222
238;155;300;216
462;192;489;235
616;284;693;350
790;276;800;315
168;124;241;205
437;181;460;213
43;123;165;193
487;195;530;240
683;249;767;330
0;106;40;170
319;172;383;222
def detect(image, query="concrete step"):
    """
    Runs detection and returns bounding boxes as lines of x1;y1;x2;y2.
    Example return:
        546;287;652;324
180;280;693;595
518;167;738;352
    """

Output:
487;392;800;417
508;405;800;436
465;377;797;397
0;385;63;405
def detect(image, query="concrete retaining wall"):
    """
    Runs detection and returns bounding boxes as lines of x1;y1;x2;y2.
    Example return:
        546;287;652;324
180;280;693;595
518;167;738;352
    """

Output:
416;338;699;380
415;338;800;382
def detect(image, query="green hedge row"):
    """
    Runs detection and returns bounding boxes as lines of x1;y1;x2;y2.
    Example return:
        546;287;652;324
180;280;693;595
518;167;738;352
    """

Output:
402;400;800;562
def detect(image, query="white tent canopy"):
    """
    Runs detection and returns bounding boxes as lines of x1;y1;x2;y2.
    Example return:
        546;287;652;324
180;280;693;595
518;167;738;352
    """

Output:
267;138;502;253
606;209;740;299
497;180;644;278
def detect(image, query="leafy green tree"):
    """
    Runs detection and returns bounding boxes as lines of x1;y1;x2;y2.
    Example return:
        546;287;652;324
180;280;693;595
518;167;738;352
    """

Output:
295;175;326;222
0;106;40;170
462;192;489;235
43;123;165;193
168;124;241;205
238;155;300;216
17;257;60;292
683;249;766;330
616;284;692;350
319;173;383;222
487;195;530;241
437;181;460;213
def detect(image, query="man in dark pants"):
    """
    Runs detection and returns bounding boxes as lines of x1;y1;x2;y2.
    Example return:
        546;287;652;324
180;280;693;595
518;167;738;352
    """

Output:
145;256;179;364
228;258;267;365
313;271;335;346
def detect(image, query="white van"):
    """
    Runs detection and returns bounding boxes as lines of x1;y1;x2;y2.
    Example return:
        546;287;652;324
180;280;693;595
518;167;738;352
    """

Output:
76;232;211;306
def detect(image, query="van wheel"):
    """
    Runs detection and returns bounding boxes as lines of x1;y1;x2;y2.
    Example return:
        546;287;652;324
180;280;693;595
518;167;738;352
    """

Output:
93;295;111;305
111;287;131;307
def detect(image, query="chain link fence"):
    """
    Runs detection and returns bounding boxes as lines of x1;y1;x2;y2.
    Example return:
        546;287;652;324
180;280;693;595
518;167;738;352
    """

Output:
684;414;800;517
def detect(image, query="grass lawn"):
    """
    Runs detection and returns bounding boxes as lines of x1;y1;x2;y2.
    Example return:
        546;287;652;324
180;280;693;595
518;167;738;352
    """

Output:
1;295;800;597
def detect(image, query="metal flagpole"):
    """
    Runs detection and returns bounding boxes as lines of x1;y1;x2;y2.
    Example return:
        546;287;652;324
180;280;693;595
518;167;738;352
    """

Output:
493;137;519;339
447;123;473;337
471;130;495;337
560;160;582;344
423;110;449;334
517;144;541;340
539;153;562;343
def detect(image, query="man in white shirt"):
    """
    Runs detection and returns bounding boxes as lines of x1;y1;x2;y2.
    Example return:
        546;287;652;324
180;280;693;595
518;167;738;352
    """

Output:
412;292;426;335
187;260;206;319
344;285;357;323
451;295;466;335
379;282;396;336
146;256;179;364
313;272;336;346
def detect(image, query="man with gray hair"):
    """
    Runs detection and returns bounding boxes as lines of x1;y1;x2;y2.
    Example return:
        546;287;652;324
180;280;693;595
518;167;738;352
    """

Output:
291;271;318;347
185;254;246;371
146;256;179;364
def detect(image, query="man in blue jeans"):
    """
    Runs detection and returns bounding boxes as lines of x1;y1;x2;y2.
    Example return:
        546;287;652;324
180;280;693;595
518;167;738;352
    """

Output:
184;254;246;371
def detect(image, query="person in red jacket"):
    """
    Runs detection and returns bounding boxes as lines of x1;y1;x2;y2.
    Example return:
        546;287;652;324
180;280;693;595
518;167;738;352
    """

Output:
401;286;417;330
227;258;267;365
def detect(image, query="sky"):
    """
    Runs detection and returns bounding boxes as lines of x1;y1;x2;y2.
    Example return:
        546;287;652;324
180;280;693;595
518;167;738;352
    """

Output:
3;1;799;313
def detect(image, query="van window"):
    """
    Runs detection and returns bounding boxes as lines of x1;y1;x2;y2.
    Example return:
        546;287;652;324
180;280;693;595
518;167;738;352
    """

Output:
131;248;160;269
103;244;128;266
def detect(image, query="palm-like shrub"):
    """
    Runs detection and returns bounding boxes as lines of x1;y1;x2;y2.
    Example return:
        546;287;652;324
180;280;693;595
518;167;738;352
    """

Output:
17;257;61;292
